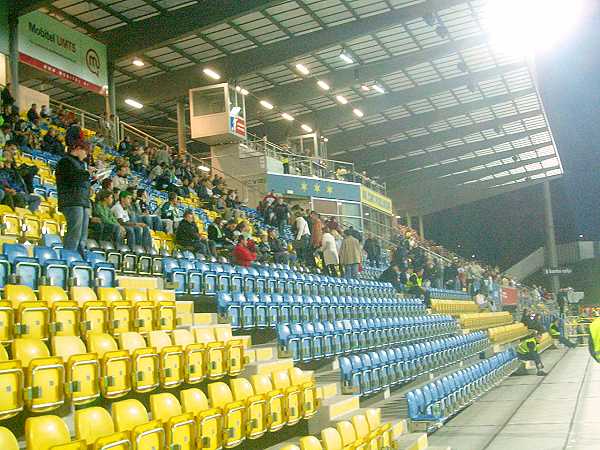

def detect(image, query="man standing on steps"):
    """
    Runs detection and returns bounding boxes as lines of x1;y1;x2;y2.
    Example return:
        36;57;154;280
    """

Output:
516;332;546;376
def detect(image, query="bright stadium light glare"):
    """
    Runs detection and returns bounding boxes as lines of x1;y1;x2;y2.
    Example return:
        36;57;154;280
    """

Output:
239;88;249;96
295;63;310;75
281;112;294;121
125;98;143;109
335;95;348;105
317;80;330;90
203;68;221;80
132;58;144;67
301;124;313;133
484;0;587;56
260;100;274;110
353;108;364;118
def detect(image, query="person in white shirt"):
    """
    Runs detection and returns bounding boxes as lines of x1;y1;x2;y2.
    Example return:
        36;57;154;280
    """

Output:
294;212;311;265
111;191;152;250
320;227;339;276
112;166;130;192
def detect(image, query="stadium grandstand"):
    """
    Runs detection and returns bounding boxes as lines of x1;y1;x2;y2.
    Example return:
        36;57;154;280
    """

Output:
0;0;597;449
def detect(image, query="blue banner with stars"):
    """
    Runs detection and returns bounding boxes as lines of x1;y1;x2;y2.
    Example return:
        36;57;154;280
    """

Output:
266;172;361;201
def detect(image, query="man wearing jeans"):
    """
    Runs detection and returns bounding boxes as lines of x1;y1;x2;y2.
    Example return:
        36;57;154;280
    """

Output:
111;191;153;251
56;142;91;254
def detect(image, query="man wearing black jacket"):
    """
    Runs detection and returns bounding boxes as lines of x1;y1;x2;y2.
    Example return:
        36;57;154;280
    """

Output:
56;142;91;253
207;217;233;249
176;210;216;257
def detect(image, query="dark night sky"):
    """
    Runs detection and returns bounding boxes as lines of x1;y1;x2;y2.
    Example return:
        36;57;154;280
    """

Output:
426;2;600;270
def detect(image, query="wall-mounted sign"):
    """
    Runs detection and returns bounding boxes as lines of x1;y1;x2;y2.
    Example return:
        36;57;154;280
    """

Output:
267;172;360;201
19;11;108;94
360;185;393;215
544;267;572;275
229;115;246;139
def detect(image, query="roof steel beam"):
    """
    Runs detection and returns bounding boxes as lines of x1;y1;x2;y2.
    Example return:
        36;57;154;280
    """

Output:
105;1;284;61
347;109;543;167
326;87;535;153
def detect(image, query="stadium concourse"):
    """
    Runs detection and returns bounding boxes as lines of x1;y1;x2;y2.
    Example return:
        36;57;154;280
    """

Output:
0;0;598;449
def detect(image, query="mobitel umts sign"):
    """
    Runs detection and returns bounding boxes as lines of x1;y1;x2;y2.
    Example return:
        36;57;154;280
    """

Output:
19;11;108;94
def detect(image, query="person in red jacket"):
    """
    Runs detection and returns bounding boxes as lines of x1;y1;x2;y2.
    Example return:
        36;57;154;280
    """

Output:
232;235;256;267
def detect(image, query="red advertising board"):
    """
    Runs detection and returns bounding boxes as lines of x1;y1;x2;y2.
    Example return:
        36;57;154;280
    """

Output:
501;287;519;306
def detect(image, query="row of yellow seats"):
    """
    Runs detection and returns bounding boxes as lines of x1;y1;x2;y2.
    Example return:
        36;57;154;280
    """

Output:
282;409;394;450
488;323;529;344
151;230;176;252
10;368;316;450
0;285;179;344
430;299;480;315
537;332;553;352
0;206;64;240
0;326;246;419
459;312;513;330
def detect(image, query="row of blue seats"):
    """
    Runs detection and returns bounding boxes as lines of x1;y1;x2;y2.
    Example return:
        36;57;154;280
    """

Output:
428;288;471;300
165;257;395;297
218;292;425;330
277;315;458;363
0;243;115;290
340;331;489;396
407;349;518;427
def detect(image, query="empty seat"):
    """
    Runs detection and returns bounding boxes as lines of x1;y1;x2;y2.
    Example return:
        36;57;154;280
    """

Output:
87;333;131;399
6;284;50;341
180;388;222;450
150;393;195;450
271;370;302;426
230;377;267;439
193;327;225;380
25;415;81;450
70;287;108;336
148;330;184;388
208;381;246;447
0;427;18;450
172;329;205;384
75;406;131;450
112;399;165;449
118;332;159;393
97;287;132;336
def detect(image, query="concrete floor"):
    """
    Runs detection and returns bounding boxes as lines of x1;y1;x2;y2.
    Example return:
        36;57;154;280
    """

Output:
428;347;600;450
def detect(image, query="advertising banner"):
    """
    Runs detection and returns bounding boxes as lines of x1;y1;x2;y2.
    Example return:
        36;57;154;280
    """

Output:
360;185;393;215
19;11;108;94
501;287;519;306
267;172;361;201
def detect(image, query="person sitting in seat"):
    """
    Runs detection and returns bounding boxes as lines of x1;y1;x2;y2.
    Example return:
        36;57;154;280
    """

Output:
207;216;234;249
548;318;576;348
232;235;256;267
516;332;546;376
0;146;41;211
159;191;182;234
41;128;64;155
379;265;403;292
111;190;153;251
175;209;216;257
90;189;124;246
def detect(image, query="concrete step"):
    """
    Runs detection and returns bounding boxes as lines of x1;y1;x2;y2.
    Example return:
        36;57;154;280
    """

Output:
317;381;339;400
192;313;219;325
396;432;428;450
116;275;160;289
308;394;360;433
242;357;294;377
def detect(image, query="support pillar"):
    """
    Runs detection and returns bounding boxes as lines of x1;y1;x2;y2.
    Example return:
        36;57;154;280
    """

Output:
418;215;425;240
107;63;116;118
8;13;19;106
543;180;560;298
406;214;412;228
176;100;187;153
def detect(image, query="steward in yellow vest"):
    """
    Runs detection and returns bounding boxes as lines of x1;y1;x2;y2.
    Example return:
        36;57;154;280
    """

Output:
516;333;546;376
548;318;576;348
589;318;600;363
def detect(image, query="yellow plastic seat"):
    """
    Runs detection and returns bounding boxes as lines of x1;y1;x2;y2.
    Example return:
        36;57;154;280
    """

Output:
40;213;61;236
271;370;302;426
299;436;324;450
172;329;205;384
122;288;155;335
75;406;131;450
87;333;131;399
112;399;165;450
289;367;318;419
0;300;15;344
41;286;80;337
321;427;344;450
194;327;225;380
147;331;184;388
97;287;132;336
147;289;177;331
251;373;286;432
208;381;246;448
51;336;100;405
13;338;64;412
230;377;267;439
150;393;195;450
70;287;108;336
213;326;245;377
364;408;392;449
17;209;42;241
25;415;80;450
118;332;159;393
351;415;372;450
180;388;222;450
0;359;24;420
0;206;21;237
6;284;50;341
0;427;18;450
337;421;360;449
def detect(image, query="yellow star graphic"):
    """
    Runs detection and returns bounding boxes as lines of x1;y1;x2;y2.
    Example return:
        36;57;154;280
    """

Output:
313;184;321;192
300;182;308;191
326;185;333;194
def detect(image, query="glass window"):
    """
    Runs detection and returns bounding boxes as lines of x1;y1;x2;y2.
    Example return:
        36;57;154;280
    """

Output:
191;87;225;117
340;201;360;217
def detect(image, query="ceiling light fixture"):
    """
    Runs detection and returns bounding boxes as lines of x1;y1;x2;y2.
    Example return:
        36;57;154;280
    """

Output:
339;50;354;64
239;88;249;96
317;80;330;90
281;112;294;121
295;63;310;75
301;124;313;133
198;165;211;172
335;95;348;105
260;100;274;110
372;85;385;94
132;58;144;67
125;98;143;109
203;68;221;80
353;108;364;118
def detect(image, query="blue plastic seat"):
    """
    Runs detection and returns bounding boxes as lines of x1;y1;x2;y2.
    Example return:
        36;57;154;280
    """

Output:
84;251;116;287
58;248;93;287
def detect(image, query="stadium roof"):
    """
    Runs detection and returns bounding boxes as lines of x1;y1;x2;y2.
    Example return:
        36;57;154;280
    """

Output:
15;0;563;215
